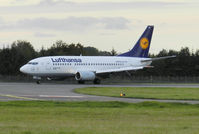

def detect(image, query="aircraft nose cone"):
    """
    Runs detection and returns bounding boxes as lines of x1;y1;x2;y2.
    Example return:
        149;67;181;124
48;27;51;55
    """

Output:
20;65;27;74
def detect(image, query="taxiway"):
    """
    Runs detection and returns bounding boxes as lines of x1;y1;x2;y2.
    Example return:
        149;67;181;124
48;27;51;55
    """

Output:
0;82;199;104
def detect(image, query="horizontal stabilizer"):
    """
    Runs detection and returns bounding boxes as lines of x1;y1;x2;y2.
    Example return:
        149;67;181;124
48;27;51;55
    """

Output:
141;55;176;63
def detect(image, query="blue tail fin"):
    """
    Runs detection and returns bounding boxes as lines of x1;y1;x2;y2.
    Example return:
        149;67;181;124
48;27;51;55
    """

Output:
118;25;154;58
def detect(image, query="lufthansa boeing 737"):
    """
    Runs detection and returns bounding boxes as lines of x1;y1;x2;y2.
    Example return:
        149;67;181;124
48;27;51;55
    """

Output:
20;26;175;84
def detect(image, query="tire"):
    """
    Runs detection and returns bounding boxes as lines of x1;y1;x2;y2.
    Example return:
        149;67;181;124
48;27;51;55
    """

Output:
78;80;85;84
93;79;101;84
36;80;41;84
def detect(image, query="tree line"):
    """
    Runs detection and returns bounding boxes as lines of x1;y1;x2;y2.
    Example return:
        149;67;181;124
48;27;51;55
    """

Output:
0;40;198;77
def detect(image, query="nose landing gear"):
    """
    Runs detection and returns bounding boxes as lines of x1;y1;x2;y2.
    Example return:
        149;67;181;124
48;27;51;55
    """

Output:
33;76;42;84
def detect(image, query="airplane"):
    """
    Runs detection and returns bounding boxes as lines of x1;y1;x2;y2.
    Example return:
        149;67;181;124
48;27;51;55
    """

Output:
20;25;175;84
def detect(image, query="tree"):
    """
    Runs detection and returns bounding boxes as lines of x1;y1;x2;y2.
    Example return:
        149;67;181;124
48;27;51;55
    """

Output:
0;40;36;75
111;48;117;56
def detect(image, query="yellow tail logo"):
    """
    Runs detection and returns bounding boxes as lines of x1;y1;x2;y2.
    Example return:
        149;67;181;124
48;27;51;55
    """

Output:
140;38;149;49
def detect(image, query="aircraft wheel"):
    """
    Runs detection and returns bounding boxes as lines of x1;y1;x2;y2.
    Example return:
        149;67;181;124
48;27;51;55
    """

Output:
93;79;101;84
36;80;41;84
78;80;85;84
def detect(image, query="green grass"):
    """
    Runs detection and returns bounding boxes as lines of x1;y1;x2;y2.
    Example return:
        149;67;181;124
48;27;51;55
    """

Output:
75;87;199;100
1;101;199;134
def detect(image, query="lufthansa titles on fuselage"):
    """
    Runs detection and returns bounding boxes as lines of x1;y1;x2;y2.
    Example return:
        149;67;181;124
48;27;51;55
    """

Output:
51;58;82;63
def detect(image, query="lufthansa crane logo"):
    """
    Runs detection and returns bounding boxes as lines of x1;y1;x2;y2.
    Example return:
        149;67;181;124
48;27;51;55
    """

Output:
140;38;149;49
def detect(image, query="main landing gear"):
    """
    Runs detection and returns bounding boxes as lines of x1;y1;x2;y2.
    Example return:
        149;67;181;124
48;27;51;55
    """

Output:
36;80;41;84
93;78;101;84
78;80;85;84
78;79;101;84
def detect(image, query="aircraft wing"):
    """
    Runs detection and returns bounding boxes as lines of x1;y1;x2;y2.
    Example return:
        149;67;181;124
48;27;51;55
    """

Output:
141;55;176;63
96;66;144;74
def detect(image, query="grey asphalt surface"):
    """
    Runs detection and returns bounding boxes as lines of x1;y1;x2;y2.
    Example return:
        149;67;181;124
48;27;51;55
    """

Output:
1;82;199;104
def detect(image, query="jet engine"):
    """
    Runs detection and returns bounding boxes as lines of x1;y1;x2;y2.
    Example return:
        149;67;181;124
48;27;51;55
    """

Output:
75;71;96;81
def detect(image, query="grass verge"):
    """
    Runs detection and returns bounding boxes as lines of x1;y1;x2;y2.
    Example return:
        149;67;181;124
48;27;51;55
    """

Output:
75;87;199;100
0;101;199;134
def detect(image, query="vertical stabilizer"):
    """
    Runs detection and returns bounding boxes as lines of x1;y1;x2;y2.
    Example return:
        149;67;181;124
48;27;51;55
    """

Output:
118;25;154;58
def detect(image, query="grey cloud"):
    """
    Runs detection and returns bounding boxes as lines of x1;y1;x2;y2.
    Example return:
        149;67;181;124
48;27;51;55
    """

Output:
36;0;186;9
100;18;129;29
0;17;5;23
0;1;186;14
0;17;130;31
39;0;74;6
100;33;116;36
0;17;10;30
34;32;56;38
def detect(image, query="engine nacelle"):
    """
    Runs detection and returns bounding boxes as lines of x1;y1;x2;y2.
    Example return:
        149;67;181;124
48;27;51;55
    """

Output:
75;71;96;81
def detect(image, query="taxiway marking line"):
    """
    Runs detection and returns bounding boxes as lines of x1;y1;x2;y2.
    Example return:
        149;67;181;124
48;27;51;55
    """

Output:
0;94;38;100
38;95;85;98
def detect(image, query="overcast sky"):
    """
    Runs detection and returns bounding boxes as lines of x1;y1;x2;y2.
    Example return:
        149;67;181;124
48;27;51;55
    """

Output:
0;0;198;54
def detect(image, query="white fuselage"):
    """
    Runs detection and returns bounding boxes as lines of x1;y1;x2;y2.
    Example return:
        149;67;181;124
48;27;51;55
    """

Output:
20;56;151;77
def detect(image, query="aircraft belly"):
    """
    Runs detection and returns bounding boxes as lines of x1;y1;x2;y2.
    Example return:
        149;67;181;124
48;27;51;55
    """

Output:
30;72;74;77
29;66;76;77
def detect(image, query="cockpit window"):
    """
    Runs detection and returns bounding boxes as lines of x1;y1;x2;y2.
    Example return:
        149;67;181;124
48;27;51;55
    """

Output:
28;62;38;65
